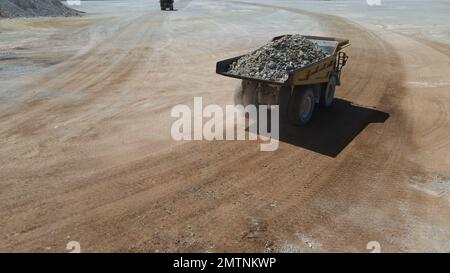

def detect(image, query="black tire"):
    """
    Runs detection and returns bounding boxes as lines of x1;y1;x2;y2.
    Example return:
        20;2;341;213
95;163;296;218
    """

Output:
289;87;315;125
241;80;258;108
319;76;336;108
278;86;291;122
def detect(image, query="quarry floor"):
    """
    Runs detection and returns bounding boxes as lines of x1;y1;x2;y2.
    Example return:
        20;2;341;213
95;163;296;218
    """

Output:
0;0;449;252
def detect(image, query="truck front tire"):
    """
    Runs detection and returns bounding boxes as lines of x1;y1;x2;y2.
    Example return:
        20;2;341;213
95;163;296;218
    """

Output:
289;87;315;125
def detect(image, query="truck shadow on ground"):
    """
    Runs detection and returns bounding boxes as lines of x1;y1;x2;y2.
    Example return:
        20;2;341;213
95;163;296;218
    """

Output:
277;99;389;157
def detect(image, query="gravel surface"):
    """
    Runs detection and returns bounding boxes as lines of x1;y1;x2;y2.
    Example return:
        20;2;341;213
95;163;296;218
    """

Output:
0;0;81;18
228;34;328;82
1;0;449;253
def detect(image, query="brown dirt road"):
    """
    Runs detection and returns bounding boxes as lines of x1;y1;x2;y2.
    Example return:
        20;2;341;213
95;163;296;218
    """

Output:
0;1;449;252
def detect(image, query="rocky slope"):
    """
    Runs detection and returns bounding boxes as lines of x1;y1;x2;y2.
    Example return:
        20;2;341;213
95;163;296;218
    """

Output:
0;0;81;18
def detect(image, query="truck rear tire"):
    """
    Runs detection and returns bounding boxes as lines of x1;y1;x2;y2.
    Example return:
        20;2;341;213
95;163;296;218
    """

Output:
289;87;315;125
241;80;258;107
319;76;336;108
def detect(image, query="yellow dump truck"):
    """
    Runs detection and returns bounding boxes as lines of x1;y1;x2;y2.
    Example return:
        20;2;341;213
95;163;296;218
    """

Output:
216;35;350;125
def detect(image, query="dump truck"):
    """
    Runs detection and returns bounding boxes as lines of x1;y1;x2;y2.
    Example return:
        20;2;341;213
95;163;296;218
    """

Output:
160;0;174;11
216;35;350;125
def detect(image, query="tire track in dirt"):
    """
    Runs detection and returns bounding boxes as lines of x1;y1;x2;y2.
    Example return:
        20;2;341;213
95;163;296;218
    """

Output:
1;1;449;252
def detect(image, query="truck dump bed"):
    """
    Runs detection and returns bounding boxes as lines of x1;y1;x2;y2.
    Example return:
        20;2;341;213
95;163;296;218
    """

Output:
216;35;349;86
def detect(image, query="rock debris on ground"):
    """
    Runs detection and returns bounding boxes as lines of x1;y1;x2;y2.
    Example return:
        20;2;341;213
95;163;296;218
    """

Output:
227;34;329;82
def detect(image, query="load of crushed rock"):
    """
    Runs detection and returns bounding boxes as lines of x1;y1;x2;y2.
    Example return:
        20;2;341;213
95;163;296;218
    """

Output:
0;0;81;18
228;34;329;83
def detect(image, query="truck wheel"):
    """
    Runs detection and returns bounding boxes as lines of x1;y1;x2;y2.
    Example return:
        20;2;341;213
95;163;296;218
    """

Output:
241;80;258;107
319;76;336;108
289;87;315;125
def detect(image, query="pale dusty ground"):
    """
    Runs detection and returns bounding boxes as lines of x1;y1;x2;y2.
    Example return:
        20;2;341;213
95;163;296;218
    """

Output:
0;0;449;252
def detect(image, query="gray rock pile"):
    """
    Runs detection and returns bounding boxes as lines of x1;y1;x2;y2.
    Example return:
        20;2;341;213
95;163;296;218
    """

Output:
228;34;328;83
0;0;81;18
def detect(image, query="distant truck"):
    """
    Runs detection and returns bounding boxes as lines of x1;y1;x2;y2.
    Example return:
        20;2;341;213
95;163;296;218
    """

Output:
160;0;174;11
216;35;349;125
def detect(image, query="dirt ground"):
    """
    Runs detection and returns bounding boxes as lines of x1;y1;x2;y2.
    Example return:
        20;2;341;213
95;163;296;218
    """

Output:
0;1;449;252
